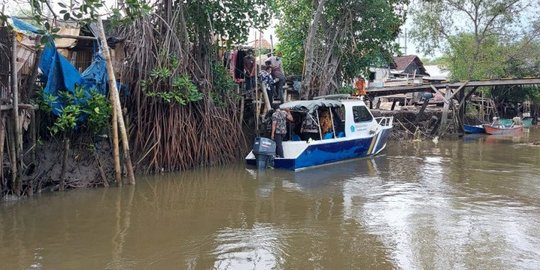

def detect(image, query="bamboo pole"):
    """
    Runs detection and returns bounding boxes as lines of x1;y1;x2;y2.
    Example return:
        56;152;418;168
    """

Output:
258;31;271;113
111;92;121;185
261;82;272;113
316;110;322;139
11;32;21;195
97;17;135;185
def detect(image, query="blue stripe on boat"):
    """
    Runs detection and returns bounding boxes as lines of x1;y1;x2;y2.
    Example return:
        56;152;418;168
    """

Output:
278;136;374;170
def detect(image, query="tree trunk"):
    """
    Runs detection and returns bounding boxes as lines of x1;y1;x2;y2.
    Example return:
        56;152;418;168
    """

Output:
0;115;4;192
302;0;327;99
11;33;22;195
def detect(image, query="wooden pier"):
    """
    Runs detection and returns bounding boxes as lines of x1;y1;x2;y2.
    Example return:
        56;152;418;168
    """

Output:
365;78;540;135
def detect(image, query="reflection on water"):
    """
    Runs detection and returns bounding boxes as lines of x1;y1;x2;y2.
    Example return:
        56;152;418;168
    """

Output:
2;129;540;269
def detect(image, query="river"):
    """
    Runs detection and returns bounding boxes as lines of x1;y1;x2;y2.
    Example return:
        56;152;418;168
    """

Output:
2;130;540;269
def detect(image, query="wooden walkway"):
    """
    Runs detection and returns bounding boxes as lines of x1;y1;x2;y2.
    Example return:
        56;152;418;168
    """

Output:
365;78;540;135
365;78;540;97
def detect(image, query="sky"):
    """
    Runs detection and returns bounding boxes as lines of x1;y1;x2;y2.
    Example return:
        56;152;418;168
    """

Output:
247;14;425;59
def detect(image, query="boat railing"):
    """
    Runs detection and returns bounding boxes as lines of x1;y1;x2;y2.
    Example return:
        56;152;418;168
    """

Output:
375;116;394;127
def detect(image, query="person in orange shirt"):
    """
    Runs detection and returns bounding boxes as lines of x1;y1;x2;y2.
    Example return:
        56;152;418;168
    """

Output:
355;78;366;96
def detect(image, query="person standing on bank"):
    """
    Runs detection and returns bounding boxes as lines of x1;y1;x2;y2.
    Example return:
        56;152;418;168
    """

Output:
271;104;293;158
268;52;286;103
243;49;256;94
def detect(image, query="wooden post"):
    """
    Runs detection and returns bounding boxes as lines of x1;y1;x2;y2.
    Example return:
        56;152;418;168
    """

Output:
415;100;429;125
459;87;477;116
458;87;465;133
316;110;322;139
8;118;16;193
30;110;36;163
97;17;135;185
111;93;121;185
439;86;452;136
390;100;397;111
11;32;22;195
25;38;43;100
0;115;4;191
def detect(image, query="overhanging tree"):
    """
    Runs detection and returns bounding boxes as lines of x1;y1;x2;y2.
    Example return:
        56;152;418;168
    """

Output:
409;0;540;80
276;0;408;99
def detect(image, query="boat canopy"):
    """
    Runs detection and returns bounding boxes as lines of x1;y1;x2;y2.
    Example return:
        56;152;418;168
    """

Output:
279;100;342;113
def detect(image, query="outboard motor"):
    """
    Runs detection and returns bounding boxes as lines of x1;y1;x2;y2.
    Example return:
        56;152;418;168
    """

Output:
253;137;276;170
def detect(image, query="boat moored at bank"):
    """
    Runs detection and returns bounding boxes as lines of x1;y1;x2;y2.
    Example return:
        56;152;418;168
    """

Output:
245;95;393;170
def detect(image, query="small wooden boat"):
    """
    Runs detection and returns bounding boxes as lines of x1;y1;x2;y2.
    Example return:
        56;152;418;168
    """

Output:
246;95;393;170
499;117;533;128
463;124;485;134
483;124;523;135
522;117;533;128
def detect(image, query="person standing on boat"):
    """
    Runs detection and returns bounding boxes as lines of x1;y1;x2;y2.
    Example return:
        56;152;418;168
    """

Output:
271;104;293;158
301;112;320;141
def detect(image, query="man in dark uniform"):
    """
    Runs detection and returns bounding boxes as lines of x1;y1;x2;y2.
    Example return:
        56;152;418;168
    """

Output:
243;49;256;94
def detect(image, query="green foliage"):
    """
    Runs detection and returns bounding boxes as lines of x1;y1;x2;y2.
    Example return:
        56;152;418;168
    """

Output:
275;0;313;75
184;0;275;47
410;1;540;104
27;0;149;25
336;86;356;95
211;64;238;106
276;0;407;81
409;0;530;55
446;34;507;80
36;86;111;136
49;105;80;135
35;87;56;114
83;91;113;134
146;75;203;105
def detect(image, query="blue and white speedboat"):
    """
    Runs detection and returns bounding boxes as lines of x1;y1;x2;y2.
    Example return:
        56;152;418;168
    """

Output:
245;95;393;170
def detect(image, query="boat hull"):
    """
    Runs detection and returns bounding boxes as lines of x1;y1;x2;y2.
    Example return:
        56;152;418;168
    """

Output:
464;124;485;134
483;124;523;135
246;128;391;170
523;117;533;128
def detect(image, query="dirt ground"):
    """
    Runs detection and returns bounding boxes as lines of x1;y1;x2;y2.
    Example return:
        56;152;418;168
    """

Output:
21;138;115;194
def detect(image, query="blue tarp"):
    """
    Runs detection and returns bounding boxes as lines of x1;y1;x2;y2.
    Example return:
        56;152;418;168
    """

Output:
81;53;109;96
38;45;113;116
10;17;43;34
9;17;111;116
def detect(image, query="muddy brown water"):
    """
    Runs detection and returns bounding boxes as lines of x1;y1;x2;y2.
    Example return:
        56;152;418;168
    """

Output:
2;130;540;270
